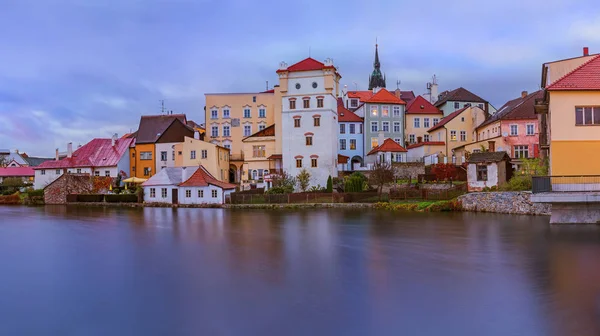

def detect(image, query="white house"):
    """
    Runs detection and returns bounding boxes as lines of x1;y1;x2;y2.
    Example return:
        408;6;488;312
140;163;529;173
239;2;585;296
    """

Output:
466;152;511;192
365;133;408;166
142;166;236;205
33;135;133;189
278;57;340;189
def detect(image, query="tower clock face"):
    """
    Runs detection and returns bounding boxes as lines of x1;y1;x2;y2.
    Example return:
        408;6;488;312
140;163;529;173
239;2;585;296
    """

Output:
295;83;301;90
312;82;318;88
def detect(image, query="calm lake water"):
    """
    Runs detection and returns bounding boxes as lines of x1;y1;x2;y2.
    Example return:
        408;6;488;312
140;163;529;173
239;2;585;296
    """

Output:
1;206;600;335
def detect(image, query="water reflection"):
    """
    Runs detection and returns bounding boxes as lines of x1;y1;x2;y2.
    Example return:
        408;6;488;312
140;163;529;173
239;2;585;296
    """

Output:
1;206;600;335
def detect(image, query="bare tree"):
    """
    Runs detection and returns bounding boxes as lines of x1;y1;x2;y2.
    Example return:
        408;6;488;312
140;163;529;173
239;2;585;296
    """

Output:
0;155;8;167
369;161;395;198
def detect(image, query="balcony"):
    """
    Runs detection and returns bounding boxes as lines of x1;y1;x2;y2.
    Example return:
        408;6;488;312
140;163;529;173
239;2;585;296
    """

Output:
532;175;600;193
230;153;245;161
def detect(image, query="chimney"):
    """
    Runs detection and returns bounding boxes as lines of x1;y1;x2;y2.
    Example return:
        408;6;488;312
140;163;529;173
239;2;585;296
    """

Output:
488;141;496;152
584;47;589;56
417;136;423;143
394;89;401;98
67;142;73;158
194;131;200;140
55;148;59;161
373;87;381;94
521;91;528;98
378;131;385;147
111;133;118;147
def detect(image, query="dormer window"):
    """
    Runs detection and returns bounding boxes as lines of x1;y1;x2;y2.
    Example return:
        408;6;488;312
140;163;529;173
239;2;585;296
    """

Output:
350;99;358;108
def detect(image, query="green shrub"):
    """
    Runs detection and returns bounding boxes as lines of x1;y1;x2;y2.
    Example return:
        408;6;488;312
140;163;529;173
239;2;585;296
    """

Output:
499;175;532;191
105;194;138;203
265;186;293;194
28;189;44;198
326;176;333;193
345;172;366;192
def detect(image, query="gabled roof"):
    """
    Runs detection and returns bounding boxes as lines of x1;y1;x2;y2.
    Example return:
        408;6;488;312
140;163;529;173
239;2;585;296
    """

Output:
467;152;510;164
179;166;237;190
364;88;406;104
276;58;336;73
406;141;445;149
135;114;187;144
406;95;443;114
1;152;28;165
187;120;204;130
243;124;275;140
0;167;34;177
427;107;469;132
477;90;543;129
434;87;488;107
367;138;408;155
337;98;363;122
347;89;412;104
35;138;134;169
547;54;600;91
143;167;191;186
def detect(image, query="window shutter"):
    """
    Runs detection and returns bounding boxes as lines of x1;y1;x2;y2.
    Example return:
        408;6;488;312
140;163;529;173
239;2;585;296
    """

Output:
533;144;539;158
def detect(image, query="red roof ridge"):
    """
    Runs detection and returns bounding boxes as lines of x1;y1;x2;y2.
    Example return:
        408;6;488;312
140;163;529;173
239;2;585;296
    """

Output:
406;95;443;114
276;57;337;74
546;54;600;90
179;166;237;189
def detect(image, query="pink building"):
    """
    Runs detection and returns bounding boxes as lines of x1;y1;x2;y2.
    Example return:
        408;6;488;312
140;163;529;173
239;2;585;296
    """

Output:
457;90;543;169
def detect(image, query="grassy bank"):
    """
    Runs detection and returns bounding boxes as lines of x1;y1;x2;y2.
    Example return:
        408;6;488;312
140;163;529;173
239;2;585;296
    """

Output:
374;199;462;212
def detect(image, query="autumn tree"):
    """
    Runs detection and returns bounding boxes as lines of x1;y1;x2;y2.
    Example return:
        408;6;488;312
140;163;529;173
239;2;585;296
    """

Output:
296;169;311;192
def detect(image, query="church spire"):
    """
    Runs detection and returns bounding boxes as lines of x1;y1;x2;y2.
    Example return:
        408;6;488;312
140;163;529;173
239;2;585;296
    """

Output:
368;43;386;90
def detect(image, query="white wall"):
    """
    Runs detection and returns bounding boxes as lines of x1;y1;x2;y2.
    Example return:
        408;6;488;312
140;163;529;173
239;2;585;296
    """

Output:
467;163;499;190
155;142;178;172
143;186;177;203
281;72;338;189
34;167;92;189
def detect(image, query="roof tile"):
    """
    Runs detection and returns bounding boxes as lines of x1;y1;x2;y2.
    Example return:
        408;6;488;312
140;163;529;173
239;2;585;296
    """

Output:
406;95;443;114
547;54;600;91
435;87;488;107
364;88;406;104
35;138;134;170
337;98;363;122
367;138;408;155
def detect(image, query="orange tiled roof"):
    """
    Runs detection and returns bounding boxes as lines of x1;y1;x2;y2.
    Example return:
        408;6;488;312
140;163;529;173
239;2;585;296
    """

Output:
547;54;600;91
367;138;408;155
337;98;363;122
364;88;406;105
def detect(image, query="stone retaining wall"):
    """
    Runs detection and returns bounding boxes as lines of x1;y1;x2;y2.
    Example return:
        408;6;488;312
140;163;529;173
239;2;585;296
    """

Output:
457;191;551;215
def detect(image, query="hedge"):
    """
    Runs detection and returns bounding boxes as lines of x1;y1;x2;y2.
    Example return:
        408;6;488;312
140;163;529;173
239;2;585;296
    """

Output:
104;194;138;203
76;194;105;202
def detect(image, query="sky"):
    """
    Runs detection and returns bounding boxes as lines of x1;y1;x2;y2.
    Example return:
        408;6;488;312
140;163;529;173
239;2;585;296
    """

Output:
1;0;599;156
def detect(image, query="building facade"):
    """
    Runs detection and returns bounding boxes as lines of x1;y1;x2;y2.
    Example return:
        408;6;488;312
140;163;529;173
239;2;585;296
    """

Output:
241;124;277;187
405;95;443;145
337;98;364;170
278;57;340;188
359;88;406;154
174;135;230;182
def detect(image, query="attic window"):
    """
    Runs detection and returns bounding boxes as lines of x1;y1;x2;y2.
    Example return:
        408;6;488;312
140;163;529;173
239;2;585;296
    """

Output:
420;105;424;109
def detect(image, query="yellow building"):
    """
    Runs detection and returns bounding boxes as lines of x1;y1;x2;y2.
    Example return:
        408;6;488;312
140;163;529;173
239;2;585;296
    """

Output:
241;124;278;185
426;106;486;164
174;136;230;182
204;90;277;182
540;53;600;175
405;95;444;144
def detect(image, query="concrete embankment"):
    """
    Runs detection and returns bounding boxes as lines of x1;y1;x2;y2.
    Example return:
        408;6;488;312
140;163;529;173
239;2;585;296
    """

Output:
457;191;551;216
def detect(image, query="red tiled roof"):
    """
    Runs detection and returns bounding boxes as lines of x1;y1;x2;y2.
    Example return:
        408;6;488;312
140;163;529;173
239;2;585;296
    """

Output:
347;91;374;101
427;106;469;132
179;166;237;190
406;95;443;114
477;90;543;129
0;167;34;177
35;138;134;169
338;154;349;164
364;88;406;104
406;141;445;149
267;154;282;160
367;138;408;155
547;54;600;91
337;98;363;122
276;58;335;73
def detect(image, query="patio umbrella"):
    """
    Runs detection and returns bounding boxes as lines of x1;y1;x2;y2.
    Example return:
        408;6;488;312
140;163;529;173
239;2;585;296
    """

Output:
122;177;148;183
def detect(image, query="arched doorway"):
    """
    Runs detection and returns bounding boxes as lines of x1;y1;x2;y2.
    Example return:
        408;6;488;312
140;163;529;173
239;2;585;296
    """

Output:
229;164;238;183
351;156;363;170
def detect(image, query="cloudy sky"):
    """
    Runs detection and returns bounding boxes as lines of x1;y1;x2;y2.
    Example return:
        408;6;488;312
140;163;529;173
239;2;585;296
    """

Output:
1;0;598;155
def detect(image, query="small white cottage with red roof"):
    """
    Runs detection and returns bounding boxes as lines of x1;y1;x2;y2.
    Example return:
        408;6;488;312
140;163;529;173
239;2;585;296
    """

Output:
365;134;408;166
142;166;236;205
